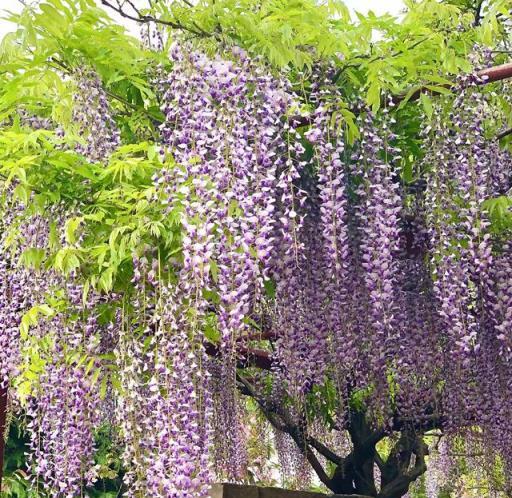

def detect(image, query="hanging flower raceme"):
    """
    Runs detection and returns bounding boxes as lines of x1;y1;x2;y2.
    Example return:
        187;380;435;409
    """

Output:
24;280;109;497
346;105;403;414
273;69;344;399
144;288;213;498
421;70;500;433
140;43;306;488
0;196;43;389
27;361;100;497
72;68;120;162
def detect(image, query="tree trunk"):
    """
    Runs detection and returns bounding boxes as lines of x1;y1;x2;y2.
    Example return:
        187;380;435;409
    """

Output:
236;376;430;498
320;413;427;498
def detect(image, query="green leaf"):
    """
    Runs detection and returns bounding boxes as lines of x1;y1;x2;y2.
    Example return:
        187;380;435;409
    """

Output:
19;247;46;270
20;304;54;340
366;81;381;112
99;266;115;292
54;247;81;275
65;217;83;244
420;92;433;119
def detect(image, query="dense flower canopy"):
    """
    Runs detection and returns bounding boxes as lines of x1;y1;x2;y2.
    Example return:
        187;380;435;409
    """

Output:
1;1;512;498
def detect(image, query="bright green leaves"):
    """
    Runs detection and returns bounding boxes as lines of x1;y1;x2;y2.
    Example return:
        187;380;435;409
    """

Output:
0;121;179;297
1;0;161;150
204;313;221;343
305;380;339;431
19;248;46;271
8;0;146;76
20;304;55;341
0;129;97;208
366;80;382;113
483;196;512;233
101;143;159;183
339;107;360;144
54;247;82;275
14;334;52;403
36;2;71;39
477;0;512;47
45;149;178;293
338;0;503;113
420;93;433;119
149;0;354;68
65;217;83;245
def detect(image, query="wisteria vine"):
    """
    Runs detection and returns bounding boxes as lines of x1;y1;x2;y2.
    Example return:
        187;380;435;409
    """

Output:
1;42;512;498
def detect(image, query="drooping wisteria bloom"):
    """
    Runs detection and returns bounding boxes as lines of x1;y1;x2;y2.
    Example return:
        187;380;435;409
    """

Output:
27;361;100;497
0;201;30;388
153;44;306;485
72;68;120;162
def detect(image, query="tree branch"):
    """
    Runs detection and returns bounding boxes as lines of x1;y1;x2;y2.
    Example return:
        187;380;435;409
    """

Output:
378;432;428;498
497;126;512;140
236;374;288;432
473;0;484;27
395;61;512;105
374;451;385;472
306;436;343;465
235;374;337;489
287;426;334;489
205;341;273;370
299;61;512;132
100;0;211;37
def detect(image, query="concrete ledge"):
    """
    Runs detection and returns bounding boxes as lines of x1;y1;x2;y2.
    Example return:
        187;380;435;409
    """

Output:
209;483;372;498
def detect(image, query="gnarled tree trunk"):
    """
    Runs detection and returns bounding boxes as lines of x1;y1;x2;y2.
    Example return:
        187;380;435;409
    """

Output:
237;375;432;498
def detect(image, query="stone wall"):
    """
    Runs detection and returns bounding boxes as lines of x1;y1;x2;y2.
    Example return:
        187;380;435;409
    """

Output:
209;483;372;498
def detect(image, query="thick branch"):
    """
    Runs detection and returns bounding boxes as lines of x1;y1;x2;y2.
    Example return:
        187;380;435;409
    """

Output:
395;61;512;104
392;411;444;433
346;411;382;496
205;341;273;370
289;430;334;490
378;433;428;498
299;61;512;131
480;62;512;84
307;436;343;465
497;126;512;140
235;374;338;489
236;374;287;431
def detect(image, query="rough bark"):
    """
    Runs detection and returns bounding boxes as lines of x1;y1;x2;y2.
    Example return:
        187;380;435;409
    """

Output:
237;375;432;498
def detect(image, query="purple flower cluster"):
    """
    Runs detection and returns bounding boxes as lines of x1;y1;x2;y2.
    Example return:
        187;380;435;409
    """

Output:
419;62;512;472
73;68;120;162
209;360;248;481
153;44;305;485
27;362;100;497
274;428;312;489
355;107;403;400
